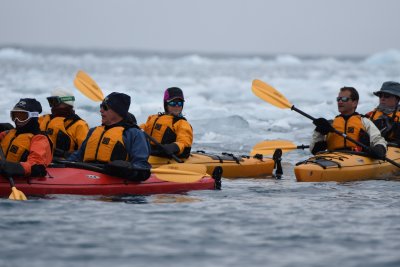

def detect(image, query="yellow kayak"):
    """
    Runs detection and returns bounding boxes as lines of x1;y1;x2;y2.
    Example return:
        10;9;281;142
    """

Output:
149;151;276;178
294;146;400;182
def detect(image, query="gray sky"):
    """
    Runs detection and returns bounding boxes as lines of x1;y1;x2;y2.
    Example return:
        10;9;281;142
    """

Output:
0;0;399;56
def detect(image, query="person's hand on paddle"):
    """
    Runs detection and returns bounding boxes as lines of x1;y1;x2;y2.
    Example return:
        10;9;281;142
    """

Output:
368;144;386;159
0;160;25;177
313;118;334;135
163;143;180;155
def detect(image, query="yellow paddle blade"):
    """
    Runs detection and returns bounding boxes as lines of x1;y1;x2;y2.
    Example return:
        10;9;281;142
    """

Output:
74;70;104;102
152;164;208;183
250;140;299;156
9;186;27;201
252;79;292;109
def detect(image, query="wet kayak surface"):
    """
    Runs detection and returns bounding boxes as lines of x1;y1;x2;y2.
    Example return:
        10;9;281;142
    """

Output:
1;164;399;267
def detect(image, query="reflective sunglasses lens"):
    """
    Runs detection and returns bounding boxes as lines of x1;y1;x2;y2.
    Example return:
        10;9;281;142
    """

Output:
168;101;183;107
336;97;351;102
100;103;109;111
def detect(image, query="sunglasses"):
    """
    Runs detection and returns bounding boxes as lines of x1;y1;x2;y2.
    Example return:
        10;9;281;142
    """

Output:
100;102;110;111
47;96;75;107
10;110;39;123
379;93;395;99
336;96;352;102
167;101;183;107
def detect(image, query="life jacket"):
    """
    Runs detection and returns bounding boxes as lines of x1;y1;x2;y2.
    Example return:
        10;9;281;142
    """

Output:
83;126;128;163
366;109;400;141
327;113;366;151
146;113;192;158
0;129;33;162
40;115;82;153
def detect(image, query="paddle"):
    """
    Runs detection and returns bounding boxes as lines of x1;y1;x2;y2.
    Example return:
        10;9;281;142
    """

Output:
252;79;400;168
250;140;309;156
74;70;104;102
0;147;27;201
55;160;207;183
73;70;184;163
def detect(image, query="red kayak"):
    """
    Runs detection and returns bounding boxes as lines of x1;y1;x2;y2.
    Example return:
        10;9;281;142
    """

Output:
0;164;220;197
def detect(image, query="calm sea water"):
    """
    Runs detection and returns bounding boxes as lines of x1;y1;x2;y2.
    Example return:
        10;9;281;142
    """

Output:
0;47;400;267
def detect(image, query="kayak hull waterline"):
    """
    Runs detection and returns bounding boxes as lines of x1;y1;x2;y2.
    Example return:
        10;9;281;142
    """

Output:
0;167;219;196
149;152;275;178
294;146;400;182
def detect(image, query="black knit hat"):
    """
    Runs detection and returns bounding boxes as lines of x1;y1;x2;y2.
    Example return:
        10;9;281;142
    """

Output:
103;92;131;118
13;98;42;113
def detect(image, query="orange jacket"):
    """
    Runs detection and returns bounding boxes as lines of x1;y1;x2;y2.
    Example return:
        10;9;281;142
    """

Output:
0;131;52;176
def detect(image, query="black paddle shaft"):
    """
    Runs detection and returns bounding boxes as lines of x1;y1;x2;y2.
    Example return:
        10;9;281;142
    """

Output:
0;146;19;188
143;132;184;163
290;105;400;168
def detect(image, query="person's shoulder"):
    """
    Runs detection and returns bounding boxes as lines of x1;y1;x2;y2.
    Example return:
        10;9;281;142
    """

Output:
32;133;51;142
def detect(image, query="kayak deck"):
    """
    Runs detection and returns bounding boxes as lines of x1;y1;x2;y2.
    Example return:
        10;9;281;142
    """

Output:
294;146;400;182
0;166;220;196
149;151;277;178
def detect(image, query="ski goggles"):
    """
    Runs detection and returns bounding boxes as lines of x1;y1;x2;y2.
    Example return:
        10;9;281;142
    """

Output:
10;110;39;123
47;96;75;107
167;100;184;107
336;96;352;102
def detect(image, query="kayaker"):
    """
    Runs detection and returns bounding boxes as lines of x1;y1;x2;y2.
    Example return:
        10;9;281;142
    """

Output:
39;88;89;158
365;81;400;145
0;98;52;177
68;92;151;181
141;87;193;158
310;86;387;158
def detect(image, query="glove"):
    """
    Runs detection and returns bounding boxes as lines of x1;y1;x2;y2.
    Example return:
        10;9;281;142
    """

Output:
162;143;180;155
105;160;149;181
0;161;25;177
313;118;334;135
368;144;386;159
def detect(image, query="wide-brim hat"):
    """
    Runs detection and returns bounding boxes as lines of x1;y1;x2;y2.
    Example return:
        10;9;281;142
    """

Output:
373;81;400;98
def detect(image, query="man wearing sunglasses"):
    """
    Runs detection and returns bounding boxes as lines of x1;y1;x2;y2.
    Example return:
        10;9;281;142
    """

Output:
141;87;193;158
39;88;89;158
68;92;151;181
310;87;387;159
0;98;52;177
365;81;400;145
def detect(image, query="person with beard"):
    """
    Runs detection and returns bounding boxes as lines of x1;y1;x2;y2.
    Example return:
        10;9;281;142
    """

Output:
365;81;400;146
141;87;193;159
310;86;387;159
39;88;89;158
0;98;52;177
68;92;151;181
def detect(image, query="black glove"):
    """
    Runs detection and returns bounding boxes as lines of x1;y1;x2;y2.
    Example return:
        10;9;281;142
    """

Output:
105;160;149;181
162;143;180;155
368;144;386;159
313;118;334;135
0;161;25;177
